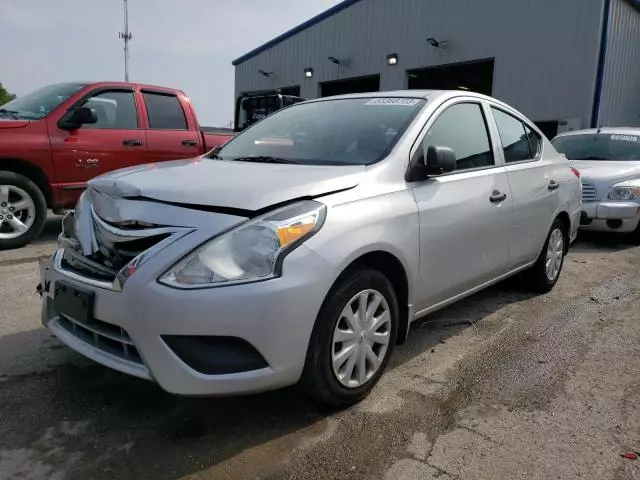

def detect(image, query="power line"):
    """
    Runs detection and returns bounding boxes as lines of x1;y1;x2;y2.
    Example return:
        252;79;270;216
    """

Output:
118;0;133;81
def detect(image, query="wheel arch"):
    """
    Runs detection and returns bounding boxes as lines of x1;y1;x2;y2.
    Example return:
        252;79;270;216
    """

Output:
555;210;571;254
331;250;411;345
0;158;53;208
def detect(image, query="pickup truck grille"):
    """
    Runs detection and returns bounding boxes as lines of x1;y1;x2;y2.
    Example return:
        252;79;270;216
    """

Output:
581;181;597;203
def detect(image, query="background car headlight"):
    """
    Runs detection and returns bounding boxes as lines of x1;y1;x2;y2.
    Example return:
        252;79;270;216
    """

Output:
159;200;326;288
607;185;640;201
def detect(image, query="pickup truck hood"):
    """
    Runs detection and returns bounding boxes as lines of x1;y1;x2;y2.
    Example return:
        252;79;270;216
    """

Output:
571;160;640;183
88;157;364;212
0;119;31;129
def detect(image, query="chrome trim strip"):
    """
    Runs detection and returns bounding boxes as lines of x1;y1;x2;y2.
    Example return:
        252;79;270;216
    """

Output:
53;249;115;290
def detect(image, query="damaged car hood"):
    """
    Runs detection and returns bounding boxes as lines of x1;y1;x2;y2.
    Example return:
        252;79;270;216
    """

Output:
88;157;364;212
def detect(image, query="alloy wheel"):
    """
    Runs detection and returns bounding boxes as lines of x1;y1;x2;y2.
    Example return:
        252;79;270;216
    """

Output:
0;185;36;240
545;228;564;281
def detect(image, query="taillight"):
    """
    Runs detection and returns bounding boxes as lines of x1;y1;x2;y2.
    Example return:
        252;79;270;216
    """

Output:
570;167;581;178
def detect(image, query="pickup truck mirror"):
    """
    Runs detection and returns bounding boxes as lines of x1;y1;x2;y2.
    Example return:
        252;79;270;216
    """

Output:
58;106;98;130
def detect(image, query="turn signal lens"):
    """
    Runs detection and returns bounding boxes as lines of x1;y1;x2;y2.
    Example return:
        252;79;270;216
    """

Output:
277;219;316;246
570;167;581;178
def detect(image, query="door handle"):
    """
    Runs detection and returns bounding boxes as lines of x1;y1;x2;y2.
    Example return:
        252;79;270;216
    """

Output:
489;190;507;203
123;139;143;147
181;140;198;147
548;180;560;191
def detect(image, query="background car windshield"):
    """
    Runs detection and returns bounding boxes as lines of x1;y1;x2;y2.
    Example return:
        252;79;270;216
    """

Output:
553;133;640;161
0;83;86;120
218;97;426;165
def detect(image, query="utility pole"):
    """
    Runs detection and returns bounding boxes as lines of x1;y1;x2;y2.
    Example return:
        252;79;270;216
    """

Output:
118;0;133;81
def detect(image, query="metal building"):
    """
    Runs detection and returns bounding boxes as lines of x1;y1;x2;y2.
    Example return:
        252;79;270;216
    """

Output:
233;0;640;138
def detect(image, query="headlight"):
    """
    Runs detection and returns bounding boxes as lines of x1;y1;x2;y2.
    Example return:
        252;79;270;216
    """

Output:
159;200;326;288
607;186;640;201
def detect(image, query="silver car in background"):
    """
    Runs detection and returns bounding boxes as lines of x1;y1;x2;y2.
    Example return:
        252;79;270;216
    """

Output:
553;128;640;242
39;91;581;406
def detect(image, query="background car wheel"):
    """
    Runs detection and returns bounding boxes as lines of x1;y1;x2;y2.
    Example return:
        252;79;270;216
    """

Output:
300;268;399;407
523;218;566;293
0;172;47;250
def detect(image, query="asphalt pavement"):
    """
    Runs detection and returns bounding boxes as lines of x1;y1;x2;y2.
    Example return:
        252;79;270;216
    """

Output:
0;223;639;480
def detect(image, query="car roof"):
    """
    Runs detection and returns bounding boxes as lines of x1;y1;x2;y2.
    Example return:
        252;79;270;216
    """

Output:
305;89;494;101
554;127;640;138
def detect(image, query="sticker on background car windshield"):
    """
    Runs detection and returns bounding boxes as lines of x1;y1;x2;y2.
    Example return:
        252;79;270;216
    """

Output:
610;134;638;142
365;98;421;106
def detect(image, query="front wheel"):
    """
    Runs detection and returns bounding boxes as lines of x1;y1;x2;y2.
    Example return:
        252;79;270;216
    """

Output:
300;269;399;407
522;218;566;293
0;172;47;250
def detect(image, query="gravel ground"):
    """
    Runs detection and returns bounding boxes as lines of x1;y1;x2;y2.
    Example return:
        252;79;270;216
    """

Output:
0;226;639;480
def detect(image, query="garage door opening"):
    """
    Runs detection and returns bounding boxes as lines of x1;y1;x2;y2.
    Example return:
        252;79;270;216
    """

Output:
407;59;494;95
320;74;380;97
534;121;559;140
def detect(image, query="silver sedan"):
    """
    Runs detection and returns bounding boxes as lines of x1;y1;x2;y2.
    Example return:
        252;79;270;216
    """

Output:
40;91;581;406
553;128;640;241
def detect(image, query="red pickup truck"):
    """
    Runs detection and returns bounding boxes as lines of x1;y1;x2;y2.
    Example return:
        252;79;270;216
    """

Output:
0;81;235;248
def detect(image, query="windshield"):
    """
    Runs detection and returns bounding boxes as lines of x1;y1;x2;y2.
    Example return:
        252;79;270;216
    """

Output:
219;97;426;166
553;133;640;161
0;83;86;120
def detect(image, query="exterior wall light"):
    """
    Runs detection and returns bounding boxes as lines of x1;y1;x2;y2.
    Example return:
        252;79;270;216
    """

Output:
304;68;314;78
387;53;398;66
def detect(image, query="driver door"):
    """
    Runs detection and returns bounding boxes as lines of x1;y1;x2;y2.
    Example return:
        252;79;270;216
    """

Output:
49;89;147;187
410;100;513;311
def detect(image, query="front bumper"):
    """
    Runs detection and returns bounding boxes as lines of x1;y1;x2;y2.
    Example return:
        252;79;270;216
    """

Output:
40;245;331;396
580;201;640;233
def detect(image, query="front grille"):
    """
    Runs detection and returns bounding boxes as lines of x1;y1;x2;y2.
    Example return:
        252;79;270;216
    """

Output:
58;210;177;287
57;314;143;365
581;181;597;203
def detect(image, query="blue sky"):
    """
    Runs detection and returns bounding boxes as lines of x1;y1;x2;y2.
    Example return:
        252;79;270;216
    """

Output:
0;0;341;126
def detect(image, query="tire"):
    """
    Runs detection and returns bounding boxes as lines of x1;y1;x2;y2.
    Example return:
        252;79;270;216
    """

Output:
629;223;640;245
300;268;399;407
522;218;567;293
0;171;47;250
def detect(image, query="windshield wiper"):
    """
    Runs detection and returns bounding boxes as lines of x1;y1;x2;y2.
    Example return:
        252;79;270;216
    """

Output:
231;156;298;164
0;108;23;119
574;156;608;160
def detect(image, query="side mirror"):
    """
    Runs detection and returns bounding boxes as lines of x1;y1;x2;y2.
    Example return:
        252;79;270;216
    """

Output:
425;145;456;175
58;106;97;130
405;145;457;182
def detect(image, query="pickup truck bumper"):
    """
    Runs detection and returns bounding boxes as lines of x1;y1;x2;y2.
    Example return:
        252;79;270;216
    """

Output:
580;201;640;233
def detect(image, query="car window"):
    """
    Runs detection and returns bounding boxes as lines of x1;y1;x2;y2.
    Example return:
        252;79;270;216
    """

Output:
218;97;426;166
524;124;542;158
143;92;188;130
423;103;494;171
80;91;138;129
492;108;535;162
552;133;640;160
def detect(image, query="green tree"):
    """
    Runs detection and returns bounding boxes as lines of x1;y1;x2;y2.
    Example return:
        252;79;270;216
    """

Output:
0;82;17;105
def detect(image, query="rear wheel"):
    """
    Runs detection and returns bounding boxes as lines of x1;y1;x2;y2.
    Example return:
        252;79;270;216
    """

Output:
522;218;566;293
0;172;47;250
300;269;399;407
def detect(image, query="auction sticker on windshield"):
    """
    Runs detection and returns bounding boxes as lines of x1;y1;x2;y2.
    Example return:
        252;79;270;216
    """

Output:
611;134;638;142
365;98;421;106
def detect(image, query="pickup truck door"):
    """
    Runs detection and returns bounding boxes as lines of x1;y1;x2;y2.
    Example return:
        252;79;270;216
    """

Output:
140;90;203;162
49;88;148;189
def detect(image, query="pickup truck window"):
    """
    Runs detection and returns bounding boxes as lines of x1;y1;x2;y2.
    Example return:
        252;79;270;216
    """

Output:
142;92;187;130
0;82;86;120
80;91;138;129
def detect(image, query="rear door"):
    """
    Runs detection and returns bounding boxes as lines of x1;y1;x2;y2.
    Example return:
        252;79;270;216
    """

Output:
488;105;558;267
411;100;513;311
141;91;203;162
49;88;147;187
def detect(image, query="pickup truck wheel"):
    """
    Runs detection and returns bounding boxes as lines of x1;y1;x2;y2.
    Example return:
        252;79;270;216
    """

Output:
523;218;566;293
300;269;399;407
0;172;47;250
